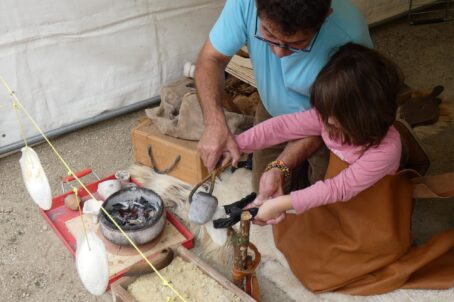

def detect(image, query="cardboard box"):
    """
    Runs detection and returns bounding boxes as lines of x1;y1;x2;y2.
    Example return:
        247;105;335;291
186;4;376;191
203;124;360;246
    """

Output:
132;119;208;185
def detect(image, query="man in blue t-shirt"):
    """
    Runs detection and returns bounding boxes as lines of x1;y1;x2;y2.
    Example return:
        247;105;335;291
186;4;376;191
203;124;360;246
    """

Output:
196;0;372;198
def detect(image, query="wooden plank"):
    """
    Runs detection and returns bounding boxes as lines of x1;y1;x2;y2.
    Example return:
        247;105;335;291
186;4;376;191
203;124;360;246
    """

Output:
226;55;256;88
65;214;185;277
111;277;137;302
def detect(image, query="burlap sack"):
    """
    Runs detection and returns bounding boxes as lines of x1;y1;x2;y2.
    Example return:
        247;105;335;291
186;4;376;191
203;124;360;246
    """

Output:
146;78;253;140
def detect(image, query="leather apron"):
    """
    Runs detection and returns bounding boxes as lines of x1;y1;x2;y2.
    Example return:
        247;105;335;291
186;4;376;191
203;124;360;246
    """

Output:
273;152;454;295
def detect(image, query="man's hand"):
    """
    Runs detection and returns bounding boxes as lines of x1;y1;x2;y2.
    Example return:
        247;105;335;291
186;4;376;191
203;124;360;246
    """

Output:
246;168;285;226
195;41;239;171
257;168;285;202
197;124;241;172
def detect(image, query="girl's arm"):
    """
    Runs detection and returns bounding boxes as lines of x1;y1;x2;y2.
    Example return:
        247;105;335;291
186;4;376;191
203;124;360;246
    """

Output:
290;131;402;214
234;108;322;153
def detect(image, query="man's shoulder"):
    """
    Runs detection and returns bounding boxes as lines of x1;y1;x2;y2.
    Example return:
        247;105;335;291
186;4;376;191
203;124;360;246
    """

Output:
226;0;255;13
327;0;371;44
218;0;256;27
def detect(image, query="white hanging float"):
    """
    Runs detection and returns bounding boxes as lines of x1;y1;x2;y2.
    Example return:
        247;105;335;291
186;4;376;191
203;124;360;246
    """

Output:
76;232;109;296
4;78;109;297
19;146;52;210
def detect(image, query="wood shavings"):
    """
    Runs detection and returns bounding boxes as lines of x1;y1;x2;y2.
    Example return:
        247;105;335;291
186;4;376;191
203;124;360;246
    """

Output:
127;257;241;302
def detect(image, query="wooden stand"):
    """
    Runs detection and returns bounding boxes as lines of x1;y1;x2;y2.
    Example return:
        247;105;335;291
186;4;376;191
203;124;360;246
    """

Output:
65;213;185;277
232;211;252;287
231;211;261;301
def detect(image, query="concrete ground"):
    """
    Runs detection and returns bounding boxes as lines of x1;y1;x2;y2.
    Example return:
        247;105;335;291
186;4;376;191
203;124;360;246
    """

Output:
0;17;453;302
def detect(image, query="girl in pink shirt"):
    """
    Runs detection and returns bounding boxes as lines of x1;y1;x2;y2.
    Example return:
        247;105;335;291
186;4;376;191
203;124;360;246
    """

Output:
231;43;404;224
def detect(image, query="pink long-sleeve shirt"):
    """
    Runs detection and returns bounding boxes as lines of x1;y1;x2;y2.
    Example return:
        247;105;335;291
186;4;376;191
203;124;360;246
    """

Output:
235;108;401;214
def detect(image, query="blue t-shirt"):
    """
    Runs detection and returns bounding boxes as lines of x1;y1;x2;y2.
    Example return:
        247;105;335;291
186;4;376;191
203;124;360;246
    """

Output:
209;0;373;116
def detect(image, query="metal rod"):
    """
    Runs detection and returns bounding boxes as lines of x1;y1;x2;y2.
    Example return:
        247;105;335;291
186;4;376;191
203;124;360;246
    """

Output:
408;0;453;24
0;95;161;156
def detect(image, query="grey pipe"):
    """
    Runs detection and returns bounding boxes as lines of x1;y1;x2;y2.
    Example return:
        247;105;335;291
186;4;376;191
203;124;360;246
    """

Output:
0;95;160;156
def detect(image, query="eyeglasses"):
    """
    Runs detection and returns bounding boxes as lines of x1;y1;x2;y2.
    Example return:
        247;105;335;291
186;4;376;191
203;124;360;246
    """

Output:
254;15;319;53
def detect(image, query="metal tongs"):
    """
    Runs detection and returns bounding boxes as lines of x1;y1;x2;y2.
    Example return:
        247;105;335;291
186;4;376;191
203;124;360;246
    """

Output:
213;192;259;229
187;162;232;225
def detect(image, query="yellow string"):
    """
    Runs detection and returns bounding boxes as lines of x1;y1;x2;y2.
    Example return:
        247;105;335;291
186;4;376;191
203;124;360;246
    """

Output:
0;75;187;302
73;187;91;251
12;98;28;147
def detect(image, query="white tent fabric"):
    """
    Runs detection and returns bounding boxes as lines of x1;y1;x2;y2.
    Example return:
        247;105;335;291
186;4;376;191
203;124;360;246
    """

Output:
0;0;432;151
0;0;224;149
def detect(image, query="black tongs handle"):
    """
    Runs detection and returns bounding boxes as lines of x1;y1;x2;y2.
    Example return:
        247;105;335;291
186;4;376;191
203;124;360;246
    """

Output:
213;192;259;229
213;207;258;229
223;192;257;215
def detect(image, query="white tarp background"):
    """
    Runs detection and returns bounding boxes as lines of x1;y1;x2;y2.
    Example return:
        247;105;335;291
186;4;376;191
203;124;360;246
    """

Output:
0;0;224;149
0;0;432;151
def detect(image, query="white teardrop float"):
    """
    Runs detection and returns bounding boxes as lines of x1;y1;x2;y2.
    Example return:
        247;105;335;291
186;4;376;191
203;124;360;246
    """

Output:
76;232;109;296
19;146;52;210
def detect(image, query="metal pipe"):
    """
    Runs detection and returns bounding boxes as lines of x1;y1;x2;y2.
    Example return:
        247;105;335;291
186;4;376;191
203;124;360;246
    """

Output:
0;95;160;156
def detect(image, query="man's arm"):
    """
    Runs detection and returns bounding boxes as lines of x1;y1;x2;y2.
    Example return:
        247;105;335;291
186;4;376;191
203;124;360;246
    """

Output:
256;137;323;202
195;40;241;171
276;137;323;170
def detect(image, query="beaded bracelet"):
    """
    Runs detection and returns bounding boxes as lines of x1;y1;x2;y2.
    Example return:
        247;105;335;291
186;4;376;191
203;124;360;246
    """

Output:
265;160;290;180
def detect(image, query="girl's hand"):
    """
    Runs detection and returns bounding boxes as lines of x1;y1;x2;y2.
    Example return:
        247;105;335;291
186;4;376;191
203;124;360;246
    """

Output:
245;197;285;225
255;200;283;222
253;195;293;225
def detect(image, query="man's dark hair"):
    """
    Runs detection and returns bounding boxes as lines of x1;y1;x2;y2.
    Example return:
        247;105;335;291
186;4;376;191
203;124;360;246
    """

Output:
256;0;331;35
310;43;403;149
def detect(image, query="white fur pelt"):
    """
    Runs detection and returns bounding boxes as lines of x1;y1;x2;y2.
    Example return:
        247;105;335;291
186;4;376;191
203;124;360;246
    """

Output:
128;164;454;302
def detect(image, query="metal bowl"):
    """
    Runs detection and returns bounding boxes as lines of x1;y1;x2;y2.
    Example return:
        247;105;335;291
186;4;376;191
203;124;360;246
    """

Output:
99;186;165;246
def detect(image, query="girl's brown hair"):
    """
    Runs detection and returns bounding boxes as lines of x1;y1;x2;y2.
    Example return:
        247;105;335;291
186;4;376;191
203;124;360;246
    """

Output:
311;43;403;148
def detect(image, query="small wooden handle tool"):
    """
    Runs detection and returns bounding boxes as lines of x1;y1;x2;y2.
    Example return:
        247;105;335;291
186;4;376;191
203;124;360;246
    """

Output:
124;248;174;276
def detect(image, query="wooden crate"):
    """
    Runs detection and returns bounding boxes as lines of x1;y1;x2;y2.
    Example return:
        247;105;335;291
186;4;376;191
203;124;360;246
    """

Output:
132;119;208;185
111;245;256;302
